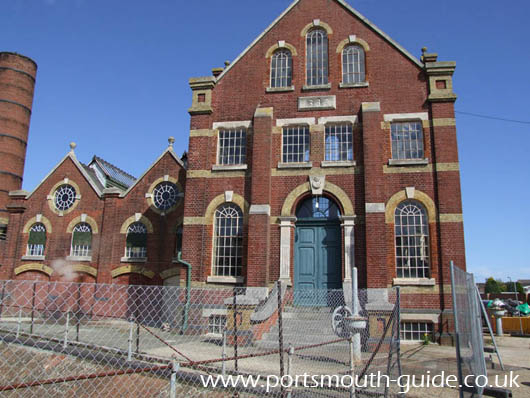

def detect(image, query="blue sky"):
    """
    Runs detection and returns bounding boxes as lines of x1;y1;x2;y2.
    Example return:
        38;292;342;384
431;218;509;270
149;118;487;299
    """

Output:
3;0;529;282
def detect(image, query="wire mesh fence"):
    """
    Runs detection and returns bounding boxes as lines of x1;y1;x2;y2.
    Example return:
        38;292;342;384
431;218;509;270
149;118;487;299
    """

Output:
0;279;403;397
451;262;487;397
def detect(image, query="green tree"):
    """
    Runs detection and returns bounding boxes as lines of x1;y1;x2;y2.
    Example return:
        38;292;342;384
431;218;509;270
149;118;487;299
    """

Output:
485;277;504;294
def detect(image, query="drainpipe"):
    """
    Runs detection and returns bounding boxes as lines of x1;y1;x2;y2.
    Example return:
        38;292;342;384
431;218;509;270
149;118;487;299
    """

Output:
177;251;192;333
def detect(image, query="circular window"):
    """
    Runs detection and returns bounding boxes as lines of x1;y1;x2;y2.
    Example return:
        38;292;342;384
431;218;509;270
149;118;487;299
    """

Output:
152;182;179;211
54;184;77;211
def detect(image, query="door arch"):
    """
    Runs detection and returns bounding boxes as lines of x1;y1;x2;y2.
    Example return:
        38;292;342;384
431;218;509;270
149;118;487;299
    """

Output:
294;196;342;303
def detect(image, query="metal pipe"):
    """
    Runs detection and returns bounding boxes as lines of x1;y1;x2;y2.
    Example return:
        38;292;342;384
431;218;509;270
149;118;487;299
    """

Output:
63;312;70;349
127;318;134;361
508;276;524;336
16;309;21;339
169;359;179;398
0;280;6;318
349;336;356;398
177;252;192;333
450;261;465;398
221;329;227;377
30;282;36;334
277;280;285;398
233;287;239;374
287;344;294;398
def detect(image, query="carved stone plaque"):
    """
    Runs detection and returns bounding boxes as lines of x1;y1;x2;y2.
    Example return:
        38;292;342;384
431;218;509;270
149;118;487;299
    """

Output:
298;95;336;111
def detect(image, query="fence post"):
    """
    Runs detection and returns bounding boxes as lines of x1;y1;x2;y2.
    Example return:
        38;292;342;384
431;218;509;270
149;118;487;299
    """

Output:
450;261;465;398
30;282;36;334
16;309;22;339
287;344;294;398
233;287;239;374
169;358;179;398
127;317;134;361
136;317;140;353
221;329;227;377
63;312;70;349
349;336;356;398
277;280;285;398
76;283;81;342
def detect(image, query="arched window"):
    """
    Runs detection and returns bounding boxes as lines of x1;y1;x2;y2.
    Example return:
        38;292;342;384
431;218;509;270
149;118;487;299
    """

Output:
306;29;328;86
213;204;243;277
270;49;292;88
394;201;430;278
296;196;340;220
71;222;92;257
342;44;365;84
27;223;46;256
126;222;147;258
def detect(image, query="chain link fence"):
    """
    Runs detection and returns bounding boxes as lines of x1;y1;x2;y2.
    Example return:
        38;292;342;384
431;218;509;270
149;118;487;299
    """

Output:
451;262;487;397
0;280;403;397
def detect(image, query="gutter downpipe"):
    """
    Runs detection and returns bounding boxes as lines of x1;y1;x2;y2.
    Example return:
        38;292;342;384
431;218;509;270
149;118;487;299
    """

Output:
177;251;192;333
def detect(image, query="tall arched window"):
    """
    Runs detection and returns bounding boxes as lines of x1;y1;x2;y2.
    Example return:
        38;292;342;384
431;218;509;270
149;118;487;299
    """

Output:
71;222;92;257
27;223;46;256
126;222;147;258
342;44;365;84
306;28;328;86
394;201;430;278
213;204;243;278
271;49;292;88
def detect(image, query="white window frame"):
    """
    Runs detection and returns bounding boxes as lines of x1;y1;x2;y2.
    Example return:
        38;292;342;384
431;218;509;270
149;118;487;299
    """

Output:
70;222;92;258
306;28;328;86
270;49;292;88
342;44;365;84
324;124;353;162
125;222;148;259
282;126;310;163
390;121;425;160
400;321;433;342
394;200;430;278
217;128;247;166
212;204;243;278
208;314;227;335
26;223;46;256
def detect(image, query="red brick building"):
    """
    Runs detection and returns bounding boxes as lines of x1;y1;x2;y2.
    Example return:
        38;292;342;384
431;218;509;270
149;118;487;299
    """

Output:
0;0;465;342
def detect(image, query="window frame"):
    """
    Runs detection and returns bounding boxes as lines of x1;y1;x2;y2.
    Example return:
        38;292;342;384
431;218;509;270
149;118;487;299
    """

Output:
324;123;354;162
400;321;434;342
305;28;329;87
342;44;366;85
70;222;93;258
270;49;293;89
27;223;47;257
281;125;311;163
125;222;148;259
390;121;425;161
212;204;244;279
394;200;430;279
217;128;247;166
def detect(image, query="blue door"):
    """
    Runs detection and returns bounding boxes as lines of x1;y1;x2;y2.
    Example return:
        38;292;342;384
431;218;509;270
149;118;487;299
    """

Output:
294;197;342;305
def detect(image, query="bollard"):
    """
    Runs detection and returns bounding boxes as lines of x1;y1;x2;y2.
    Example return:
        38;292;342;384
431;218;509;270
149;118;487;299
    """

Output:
16;309;22;339
221;329;227;377
349;336;356;398
127;318;134;361
169;359;179;398
63;312;70;349
286;344;294;398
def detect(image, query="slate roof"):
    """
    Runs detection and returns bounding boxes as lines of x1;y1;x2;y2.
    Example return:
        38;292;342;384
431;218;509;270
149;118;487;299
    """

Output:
89;156;136;189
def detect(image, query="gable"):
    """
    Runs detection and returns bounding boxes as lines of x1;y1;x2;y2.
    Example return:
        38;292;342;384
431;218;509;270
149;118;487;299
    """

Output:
217;0;422;83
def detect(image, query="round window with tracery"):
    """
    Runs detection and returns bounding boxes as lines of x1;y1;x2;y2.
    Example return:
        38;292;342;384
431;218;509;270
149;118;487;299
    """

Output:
54;184;77;211
152;182;179;211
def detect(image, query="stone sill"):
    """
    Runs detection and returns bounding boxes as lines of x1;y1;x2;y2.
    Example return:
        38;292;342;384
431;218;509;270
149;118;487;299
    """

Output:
120;257;147;263
212;164;248;171
393;278;435;286
339;82;369;88
277;162;312;169
388;158;429;166
266;86;295;93
66;255;92;262
207;276;244;284
203;333;223;340
21;255;45;261
302;83;331;91
321;160;356;168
